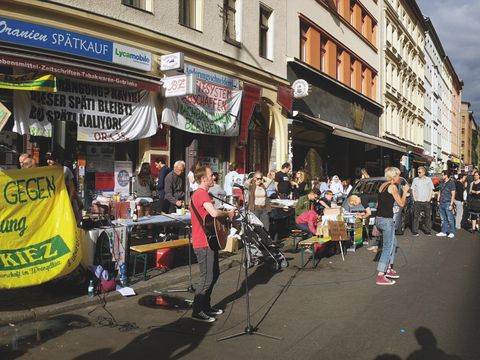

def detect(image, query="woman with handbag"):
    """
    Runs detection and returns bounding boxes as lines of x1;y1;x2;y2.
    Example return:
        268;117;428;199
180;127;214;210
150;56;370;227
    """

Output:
245;171;274;231
375;167;409;286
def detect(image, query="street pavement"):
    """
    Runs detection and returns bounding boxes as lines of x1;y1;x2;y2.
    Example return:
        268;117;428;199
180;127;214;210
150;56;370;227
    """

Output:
1;229;480;360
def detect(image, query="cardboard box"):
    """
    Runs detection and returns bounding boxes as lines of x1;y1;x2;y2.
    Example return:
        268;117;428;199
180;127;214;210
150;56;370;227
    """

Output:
323;208;341;216
224;236;239;253
316;224;330;238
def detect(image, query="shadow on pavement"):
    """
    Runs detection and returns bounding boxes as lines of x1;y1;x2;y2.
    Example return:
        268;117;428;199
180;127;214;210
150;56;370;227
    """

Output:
73;317;212;360
0;314;91;360
375;326;463;360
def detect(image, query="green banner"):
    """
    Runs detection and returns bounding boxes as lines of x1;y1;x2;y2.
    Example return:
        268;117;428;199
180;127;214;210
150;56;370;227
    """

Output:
0;73;57;92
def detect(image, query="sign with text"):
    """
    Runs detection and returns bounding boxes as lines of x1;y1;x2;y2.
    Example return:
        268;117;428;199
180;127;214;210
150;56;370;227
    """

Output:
0;17;152;71
0;166;81;288
163;74;196;98
13;78;158;142
161;79;242;136
160;52;184;72
0;101;11;132
114;161;132;194
0;73;57;92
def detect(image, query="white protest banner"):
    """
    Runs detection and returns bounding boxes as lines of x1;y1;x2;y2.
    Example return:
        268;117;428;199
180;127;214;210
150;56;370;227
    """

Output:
13;78;158;142
161;79;242;136
114;161;132;194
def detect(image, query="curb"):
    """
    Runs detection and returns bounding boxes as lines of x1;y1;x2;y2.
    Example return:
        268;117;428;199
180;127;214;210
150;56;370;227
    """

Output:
0;253;243;327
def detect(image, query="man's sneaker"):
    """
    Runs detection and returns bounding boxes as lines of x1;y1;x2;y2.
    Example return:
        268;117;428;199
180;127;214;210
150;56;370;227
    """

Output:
412;232;419;237
385;268;400;279
376;275;396;286
367;245;378;251
192;311;216;323
205;307;223;316
448;233;455;238
436;232;447;237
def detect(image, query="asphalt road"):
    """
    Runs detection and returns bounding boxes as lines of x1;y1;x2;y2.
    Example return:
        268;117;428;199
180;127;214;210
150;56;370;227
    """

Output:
2;229;480;360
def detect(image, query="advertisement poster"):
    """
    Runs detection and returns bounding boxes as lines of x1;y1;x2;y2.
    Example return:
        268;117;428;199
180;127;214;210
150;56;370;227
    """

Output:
162;79;242;136
114;161;132;194
86;144;114;172
13;77;158;142
0;166;81;288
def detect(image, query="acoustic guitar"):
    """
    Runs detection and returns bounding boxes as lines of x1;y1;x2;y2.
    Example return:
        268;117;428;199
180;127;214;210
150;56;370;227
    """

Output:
204;214;231;250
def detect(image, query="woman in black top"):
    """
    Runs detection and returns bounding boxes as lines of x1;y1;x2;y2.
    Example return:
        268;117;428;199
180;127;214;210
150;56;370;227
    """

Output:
469;172;480;232
375;167;409;286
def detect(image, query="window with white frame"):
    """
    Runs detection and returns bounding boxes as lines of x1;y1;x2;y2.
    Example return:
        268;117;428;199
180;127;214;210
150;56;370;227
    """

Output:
179;0;204;31
259;4;273;59
122;0;153;12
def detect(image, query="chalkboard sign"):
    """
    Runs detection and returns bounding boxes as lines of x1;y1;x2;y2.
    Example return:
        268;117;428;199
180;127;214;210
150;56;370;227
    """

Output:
327;221;349;241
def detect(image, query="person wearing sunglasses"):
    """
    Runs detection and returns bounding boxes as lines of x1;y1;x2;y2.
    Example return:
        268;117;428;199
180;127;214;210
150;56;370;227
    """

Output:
245;172;274;231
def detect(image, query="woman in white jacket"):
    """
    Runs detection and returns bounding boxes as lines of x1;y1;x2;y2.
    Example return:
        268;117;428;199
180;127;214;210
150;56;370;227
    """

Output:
329;175;343;202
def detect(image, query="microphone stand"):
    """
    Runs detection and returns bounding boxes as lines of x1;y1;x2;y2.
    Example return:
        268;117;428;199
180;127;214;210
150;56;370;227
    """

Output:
153;212;195;294
214;190;281;342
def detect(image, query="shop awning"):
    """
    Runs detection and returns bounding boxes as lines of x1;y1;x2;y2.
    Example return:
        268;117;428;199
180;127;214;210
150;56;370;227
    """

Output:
0;47;162;92
299;113;406;152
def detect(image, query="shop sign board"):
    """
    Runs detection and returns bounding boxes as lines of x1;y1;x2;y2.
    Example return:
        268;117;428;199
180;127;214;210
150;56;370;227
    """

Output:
184;64;240;89
292;79;311;99
13;77;158;142
160;52;184;72
114;161;133;195
163;74;196;98
161;79;242;137
0;16;152;71
0;166;81;289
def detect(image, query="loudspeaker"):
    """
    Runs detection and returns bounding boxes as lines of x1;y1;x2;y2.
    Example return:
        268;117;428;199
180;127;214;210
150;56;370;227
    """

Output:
51;119;77;163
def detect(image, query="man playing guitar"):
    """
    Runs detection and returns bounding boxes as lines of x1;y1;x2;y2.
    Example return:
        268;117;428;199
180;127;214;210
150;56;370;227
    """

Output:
190;165;235;323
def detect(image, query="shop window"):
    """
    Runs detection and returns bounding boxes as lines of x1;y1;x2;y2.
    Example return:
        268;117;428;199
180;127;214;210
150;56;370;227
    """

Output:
179;0;204;31
259;4;273;59
248;111;269;174
224;0;241;45
122;0;153;12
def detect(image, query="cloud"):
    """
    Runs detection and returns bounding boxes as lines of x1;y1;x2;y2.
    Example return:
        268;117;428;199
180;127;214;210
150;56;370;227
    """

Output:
418;0;480;120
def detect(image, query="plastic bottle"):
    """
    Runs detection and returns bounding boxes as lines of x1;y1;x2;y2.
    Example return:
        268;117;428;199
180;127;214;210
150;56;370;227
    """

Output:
119;264;127;287
127;207;131;220
88;280;94;298
132;207;138;222
181;202;186;215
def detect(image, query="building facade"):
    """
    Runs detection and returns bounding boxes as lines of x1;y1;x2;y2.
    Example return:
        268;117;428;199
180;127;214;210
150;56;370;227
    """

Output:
460;102;476;168
286;0;402;179
380;0;426;159
0;0;290;204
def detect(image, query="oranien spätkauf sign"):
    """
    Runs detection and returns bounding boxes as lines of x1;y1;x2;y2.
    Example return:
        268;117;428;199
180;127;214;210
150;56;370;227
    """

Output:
0;166;81;288
0;17;152;71
13;77;158;142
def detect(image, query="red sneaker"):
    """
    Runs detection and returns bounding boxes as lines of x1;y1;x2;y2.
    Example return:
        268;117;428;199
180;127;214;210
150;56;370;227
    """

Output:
376;274;396;286
385;268;400;279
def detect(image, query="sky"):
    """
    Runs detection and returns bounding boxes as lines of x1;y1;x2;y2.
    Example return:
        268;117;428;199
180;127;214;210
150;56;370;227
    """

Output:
417;0;479;122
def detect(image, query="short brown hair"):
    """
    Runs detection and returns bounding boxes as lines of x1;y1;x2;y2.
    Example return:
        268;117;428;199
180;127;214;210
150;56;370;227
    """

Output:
194;165;211;183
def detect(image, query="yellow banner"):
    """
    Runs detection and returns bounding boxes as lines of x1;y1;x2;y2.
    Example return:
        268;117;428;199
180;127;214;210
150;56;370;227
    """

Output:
0;166;81;288
0;73;57;92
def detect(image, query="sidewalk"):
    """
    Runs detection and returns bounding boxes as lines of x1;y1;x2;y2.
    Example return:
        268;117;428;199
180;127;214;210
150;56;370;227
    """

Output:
0;252;243;327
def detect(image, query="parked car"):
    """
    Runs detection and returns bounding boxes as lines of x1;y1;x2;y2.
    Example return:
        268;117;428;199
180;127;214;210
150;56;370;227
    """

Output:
342;177;413;235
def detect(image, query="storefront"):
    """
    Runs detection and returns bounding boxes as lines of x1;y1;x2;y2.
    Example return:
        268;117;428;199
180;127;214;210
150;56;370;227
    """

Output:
288;60;405;180
0;15;161;207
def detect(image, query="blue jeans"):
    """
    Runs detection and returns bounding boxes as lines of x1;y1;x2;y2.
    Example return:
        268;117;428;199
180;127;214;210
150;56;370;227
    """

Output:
375;217;397;273
296;223;314;238
439;202;456;234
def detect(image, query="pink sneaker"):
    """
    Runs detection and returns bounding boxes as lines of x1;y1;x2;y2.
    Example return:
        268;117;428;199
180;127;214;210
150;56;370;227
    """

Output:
376;274;396;286
385;268;400;279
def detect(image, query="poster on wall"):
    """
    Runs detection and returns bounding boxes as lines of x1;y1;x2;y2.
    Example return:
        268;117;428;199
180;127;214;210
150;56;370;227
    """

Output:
198;157;219;172
114;161;132;194
161;79;242;136
13;78;158;142
86;144;114;172
0;166;81;289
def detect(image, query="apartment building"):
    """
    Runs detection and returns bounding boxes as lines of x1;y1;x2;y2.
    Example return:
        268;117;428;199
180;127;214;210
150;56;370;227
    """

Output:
0;0;291;204
460;102;476;168
381;0;426;157
286;0;402;178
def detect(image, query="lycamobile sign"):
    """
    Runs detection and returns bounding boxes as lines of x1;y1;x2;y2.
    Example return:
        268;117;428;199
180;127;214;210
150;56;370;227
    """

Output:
0;17;152;71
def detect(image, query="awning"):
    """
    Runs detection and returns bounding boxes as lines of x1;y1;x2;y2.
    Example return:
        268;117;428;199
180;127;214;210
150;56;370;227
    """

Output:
0;47;162;92
299;113;406;152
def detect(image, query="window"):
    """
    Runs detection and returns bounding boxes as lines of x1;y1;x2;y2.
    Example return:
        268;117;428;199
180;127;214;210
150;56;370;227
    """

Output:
224;0;241;44
300;22;309;62
259;4;273;59
180;0;203;31
350;58;355;88
336;49;343;81
320;38;327;72
122;0;153;11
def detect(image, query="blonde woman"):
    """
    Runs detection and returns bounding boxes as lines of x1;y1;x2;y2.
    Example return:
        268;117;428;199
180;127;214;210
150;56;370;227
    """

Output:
292;170;308;199
375;167;409;286
245;172;274;231
361;168;370;179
